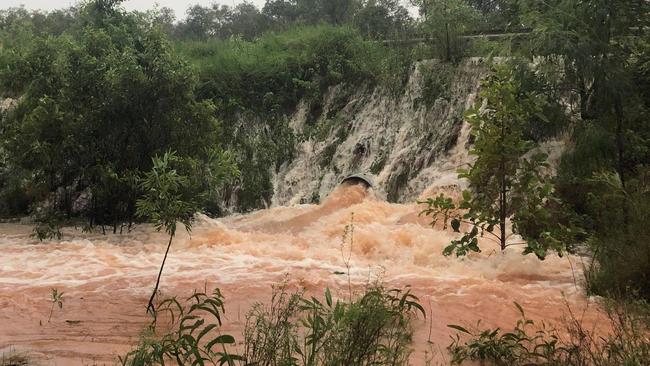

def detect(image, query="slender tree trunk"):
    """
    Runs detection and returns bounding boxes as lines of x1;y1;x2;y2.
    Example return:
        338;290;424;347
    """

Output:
444;1;451;61
446;23;451;61
578;74;590;119
614;97;629;230
147;233;174;314
48;301;55;323
606;1;629;231
499;160;507;251
89;198;94;229
499;116;507;251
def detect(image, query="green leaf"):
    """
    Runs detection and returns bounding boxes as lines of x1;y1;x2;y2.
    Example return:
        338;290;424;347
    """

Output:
196;323;217;343
451;218;461;232
462;190;472;202
447;324;471;334
443;243;456;256
206;334;236;351
324;288;332;307
514;301;525;318
535;112;549;123
468;238;480;253
410;301;426;318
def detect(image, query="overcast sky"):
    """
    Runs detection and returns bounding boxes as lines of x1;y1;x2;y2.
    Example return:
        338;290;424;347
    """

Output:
3;0;269;20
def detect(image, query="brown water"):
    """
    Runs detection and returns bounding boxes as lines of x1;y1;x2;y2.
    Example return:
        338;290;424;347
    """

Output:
0;183;602;365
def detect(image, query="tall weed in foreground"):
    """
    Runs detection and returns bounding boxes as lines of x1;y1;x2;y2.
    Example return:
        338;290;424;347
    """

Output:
47;288;64;323
448;300;650;366
244;284;425;366
119;288;244;366
121;283;425;366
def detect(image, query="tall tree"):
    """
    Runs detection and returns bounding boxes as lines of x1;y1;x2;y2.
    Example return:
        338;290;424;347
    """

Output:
228;2;269;40
136;152;197;314
416;0;480;60
178;4;223;38
520;0;650;295
353;0;413;39
0;0;233;228
521;0;650;227
421;65;575;259
262;0;299;26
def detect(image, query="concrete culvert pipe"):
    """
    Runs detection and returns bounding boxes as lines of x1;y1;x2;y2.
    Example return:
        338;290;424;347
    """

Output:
341;173;373;188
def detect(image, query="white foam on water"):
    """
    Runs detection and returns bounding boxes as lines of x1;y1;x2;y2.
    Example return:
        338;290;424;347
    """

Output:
0;183;602;365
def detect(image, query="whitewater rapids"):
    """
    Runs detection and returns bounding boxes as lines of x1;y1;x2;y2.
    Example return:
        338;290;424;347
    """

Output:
0;183;601;365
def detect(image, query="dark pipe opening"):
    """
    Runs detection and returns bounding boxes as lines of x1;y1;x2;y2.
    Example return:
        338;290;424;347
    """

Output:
341;174;373;188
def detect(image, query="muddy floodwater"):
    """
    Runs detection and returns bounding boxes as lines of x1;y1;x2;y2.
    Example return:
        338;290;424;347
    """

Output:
0;184;603;365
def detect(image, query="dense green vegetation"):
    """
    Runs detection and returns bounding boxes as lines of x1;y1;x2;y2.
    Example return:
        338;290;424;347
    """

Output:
523;0;650;299
415;0;650;303
1;0;650;363
0;2;235;233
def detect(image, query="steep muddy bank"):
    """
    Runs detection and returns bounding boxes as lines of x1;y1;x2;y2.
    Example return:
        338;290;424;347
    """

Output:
271;60;485;206
0;184;601;365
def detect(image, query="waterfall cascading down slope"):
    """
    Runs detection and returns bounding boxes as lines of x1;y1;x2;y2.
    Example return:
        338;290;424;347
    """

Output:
271;59;484;206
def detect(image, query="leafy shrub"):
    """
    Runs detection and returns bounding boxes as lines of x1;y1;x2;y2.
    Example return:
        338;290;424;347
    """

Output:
122;284;424;366
583;170;650;299
243;285;303;365
415;62;454;107
244;285;425;366
31;206;63;241
0;2;231;226
448;301;650;366
557;119;650;299
466;37;513;57
0;174;30;218
177;25;393;115
319;143;338;169
369;152;388;175
119;288;244;366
